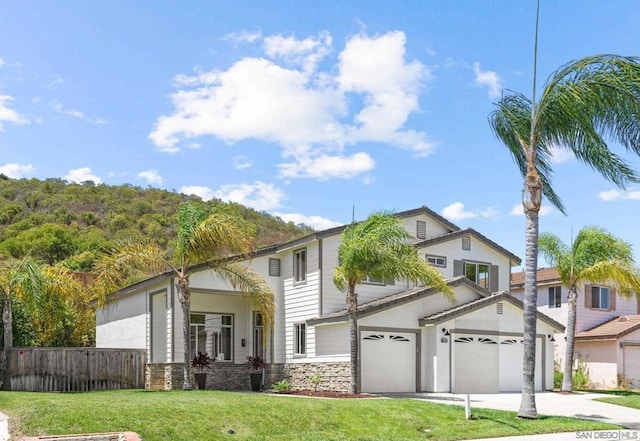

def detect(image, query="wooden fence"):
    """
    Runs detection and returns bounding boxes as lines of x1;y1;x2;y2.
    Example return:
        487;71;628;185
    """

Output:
1;348;146;392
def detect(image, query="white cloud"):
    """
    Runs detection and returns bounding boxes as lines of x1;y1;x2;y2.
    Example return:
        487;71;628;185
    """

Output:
441;202;501;221
0;95;29;130
0;163;35;178
64;167;102;184
0;58;4;68
51;101;107;124
548;145;574;164
279;152;375;179
214;181;285;211
271;211;342;230
510;203;554;216
233;154;253;170
149;30;435;179
137;170;163;185
222;30;262;45
598;188;640;201
47;75;64;89
180;185;216;201
473;62;502;99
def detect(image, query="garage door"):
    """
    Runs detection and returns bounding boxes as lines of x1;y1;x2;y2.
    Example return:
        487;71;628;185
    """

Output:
361;331;416;393
498;337;543;392
453;335;499;393
623;346;640;388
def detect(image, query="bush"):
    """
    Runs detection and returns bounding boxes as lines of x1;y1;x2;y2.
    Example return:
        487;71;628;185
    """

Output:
554;370;563;389
272;380;290;393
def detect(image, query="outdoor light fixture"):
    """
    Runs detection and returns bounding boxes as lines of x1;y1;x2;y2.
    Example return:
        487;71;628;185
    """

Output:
442;328;450;336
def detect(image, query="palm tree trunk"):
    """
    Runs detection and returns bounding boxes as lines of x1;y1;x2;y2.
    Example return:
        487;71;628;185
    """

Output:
177;274;194;390
518;202;540;418
347;285;358;394
562;288;577;392
2;294;13;391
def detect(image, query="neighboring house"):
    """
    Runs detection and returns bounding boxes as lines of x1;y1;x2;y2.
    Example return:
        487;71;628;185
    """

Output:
511;267;640;388
97;206;563;393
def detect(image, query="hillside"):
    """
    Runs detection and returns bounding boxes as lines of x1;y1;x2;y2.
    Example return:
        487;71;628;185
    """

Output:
0;176;314;270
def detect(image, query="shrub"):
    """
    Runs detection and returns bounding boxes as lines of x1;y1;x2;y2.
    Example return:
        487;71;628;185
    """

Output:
246;355;266;371
272;380;290;393
554;370;563;390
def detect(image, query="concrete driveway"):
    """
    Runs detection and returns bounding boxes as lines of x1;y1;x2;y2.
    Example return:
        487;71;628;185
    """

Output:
381;391;640;440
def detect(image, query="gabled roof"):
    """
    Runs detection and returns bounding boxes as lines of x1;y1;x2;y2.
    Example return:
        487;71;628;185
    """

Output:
418;291;565;331
271;205;461;252
575;315;640;341
307;276;490;326
511;267;561;290
414;228;522;265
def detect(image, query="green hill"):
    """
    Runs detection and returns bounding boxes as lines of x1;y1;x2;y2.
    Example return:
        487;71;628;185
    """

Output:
0;175;313;270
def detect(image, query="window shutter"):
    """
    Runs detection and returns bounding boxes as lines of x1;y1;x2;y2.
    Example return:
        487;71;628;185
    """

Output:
416;220;426;239
584;284;592;308
453;260;463;277
610;288;616;311
490;265;499;292
269;258;281;276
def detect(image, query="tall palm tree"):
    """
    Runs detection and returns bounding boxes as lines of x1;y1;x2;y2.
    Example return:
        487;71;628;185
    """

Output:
333;211;453;394
490;54;640;417
94;202;275;390
0;258;82;390
539;226;640;392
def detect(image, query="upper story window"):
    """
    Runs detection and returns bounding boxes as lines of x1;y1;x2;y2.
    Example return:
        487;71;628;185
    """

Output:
548;286;562;308
416;220;426;240
426;254;446;268
364;275;395;285
462;236;471;251
591;286;610;310
293;248;307;283
464;261;490;289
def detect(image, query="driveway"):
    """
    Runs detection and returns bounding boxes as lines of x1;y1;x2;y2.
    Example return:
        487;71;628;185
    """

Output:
381;391;640;440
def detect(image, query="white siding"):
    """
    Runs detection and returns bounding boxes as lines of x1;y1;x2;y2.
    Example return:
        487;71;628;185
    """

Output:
96;290;148;348
315;323;349;356
401;213;453;241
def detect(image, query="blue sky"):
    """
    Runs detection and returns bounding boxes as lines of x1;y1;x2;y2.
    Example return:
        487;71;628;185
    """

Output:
1;1;640;267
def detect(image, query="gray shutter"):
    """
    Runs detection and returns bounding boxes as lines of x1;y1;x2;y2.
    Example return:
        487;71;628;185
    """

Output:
585;284;592;308
453;260;463;277
490;265;499;292
610;288;616;311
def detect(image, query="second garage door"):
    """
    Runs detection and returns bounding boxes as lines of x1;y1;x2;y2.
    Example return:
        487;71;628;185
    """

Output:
623;345;640;388
360;330;417;393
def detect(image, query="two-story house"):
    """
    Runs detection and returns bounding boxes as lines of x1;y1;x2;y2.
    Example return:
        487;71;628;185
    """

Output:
511;267;640;388
96;206;563;393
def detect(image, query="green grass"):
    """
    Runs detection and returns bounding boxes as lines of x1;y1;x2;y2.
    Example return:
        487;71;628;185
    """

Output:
0;390;620;441
593;389;640;410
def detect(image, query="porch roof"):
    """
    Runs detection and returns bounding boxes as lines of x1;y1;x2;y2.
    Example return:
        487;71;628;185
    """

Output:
575;315;640;341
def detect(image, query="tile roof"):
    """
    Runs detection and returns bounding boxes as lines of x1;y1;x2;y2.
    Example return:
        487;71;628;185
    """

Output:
575;315;640;341
419;291;565;331
511;267;561;289
307;276;487;325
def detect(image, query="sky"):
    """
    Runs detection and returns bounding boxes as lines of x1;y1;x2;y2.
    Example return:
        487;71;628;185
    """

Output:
1;0;640;269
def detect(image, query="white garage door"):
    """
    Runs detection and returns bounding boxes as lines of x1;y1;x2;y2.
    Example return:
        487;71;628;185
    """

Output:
623;346;640;388
498;337;543;392
361;331;416;393
453;335;499;393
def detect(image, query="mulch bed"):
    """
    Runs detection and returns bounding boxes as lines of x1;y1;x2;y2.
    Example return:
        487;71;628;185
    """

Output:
276;390;376;398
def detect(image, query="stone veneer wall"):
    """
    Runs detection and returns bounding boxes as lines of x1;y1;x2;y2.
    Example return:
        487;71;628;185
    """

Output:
283;362;350;393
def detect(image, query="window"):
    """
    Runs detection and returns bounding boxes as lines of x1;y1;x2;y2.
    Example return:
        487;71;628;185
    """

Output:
269;258;281;277
548;286;562;308
462;236;471;251
294;323;306;355
293;248;306;283
190;313;233;362
464;261;490;289
364;275;394;285
416;220;426;239
253;312;264;359
426;255;446;268
591;286;610;310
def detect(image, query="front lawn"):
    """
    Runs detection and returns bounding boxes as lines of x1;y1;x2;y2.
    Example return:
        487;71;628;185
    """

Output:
0;390;619;441
593;389;640;410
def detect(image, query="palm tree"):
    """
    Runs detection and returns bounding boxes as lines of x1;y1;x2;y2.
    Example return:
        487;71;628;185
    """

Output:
490;54;640;417
539;226;640;392
94;203;274;390
333;211;453;394
0;258;82;390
